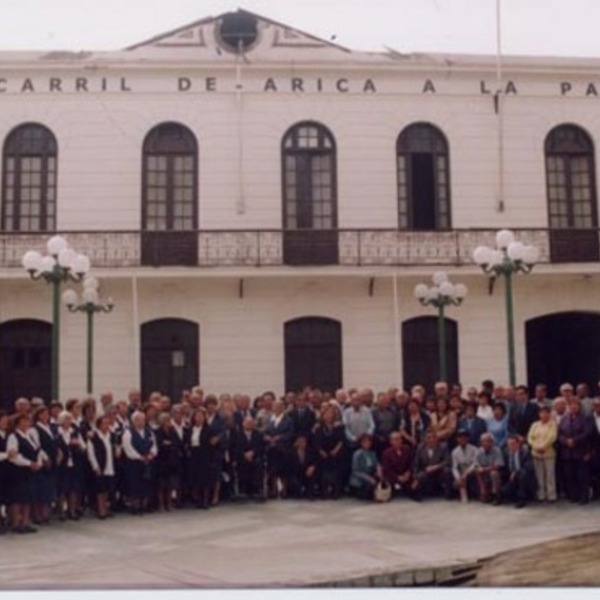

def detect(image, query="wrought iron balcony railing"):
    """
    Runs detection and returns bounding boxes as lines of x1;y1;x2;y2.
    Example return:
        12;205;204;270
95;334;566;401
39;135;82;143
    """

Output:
0;228;596;269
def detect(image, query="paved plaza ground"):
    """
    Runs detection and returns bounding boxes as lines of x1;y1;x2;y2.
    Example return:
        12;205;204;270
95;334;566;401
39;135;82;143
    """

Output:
2;498;600;588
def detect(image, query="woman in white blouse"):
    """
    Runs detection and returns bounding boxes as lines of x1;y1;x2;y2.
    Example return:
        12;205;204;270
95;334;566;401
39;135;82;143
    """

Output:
7;413;42;533
56;411;87;521
477;391;494;422
88;415;119;519
122;411;158;514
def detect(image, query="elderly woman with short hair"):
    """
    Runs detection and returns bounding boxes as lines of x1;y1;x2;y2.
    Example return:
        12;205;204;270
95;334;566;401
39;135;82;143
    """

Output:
122;411;158;514
56;410;86;520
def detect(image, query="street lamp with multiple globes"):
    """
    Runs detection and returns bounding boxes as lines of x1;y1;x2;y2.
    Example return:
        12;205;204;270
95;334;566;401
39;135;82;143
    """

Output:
62;277;114;395
414;272;468;382
22;236;91;401
473;229;539;387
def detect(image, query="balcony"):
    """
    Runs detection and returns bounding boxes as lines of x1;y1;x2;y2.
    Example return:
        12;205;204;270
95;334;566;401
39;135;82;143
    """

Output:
0;228;597;270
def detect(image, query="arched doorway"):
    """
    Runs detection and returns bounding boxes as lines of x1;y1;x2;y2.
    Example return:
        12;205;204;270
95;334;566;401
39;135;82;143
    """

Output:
402;316;459;394
0;319;52;409
141;318;199;402
526;311;600;396
284;317;342;393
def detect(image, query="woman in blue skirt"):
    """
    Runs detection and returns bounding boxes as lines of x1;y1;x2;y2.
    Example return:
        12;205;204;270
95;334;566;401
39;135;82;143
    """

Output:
122;411;158;514
56;411;87;520
7;413;43;533
30;406;59;525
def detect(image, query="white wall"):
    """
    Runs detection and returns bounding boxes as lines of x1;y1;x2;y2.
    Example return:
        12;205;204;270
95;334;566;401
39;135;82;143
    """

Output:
2;272;600;401
0;68;599;233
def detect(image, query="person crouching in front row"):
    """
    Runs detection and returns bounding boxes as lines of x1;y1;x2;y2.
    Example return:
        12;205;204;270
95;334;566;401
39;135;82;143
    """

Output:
503;434;537;508
382;431;420;501
349;433;382;500
450;429;478;503
287;435;318;500
413;429;451;499
474;433;505;505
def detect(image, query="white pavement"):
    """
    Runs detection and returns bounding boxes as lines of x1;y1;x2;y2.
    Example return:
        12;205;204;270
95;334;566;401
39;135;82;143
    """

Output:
1;498;599;588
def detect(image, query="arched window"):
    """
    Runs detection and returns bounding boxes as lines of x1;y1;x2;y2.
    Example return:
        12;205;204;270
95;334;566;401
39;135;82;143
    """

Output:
545;125;598;262
284;317;342;393
397;123;450;230
282;122;337;230
545;125;597;229
141;122;198;266
142;122;198;231
2;123;57;232
282;122;338;264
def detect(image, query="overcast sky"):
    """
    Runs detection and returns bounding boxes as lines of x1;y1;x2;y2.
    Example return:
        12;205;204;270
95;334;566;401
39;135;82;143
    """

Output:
0;0;599;57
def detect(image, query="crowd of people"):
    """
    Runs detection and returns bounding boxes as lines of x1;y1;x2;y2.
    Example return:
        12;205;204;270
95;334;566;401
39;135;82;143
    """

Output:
1;379;600;535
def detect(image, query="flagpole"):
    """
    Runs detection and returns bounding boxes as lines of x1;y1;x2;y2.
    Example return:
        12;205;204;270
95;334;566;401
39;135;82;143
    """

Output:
495;0;505;213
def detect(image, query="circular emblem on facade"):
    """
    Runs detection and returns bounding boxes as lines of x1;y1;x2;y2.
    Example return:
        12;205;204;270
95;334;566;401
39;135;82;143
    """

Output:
216;12;260;54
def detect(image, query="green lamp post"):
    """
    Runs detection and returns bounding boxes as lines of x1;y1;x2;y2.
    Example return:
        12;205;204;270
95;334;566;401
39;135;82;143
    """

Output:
22;236;91;402
62;277;114;395
414;272;467;382
473;229;539;387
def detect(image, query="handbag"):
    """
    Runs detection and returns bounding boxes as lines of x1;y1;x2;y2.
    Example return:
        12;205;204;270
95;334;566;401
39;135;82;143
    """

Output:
373;480;392;503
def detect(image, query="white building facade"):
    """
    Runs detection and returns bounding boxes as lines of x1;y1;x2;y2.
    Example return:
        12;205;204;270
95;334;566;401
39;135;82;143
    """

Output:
1;10;600;405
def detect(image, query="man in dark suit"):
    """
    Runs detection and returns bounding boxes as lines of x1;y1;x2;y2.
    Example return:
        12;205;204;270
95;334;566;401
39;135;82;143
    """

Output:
503;435;536;508
232;417;265;501
558;398;593;504
233;395;255;430
458;402;487;447
372;393;399;457
413;429;451;499
509;386;539;441
287;435;319;499
287;394;316;441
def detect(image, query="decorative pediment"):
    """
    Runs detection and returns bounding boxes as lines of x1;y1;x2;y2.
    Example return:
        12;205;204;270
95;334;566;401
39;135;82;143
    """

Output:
126;9;351;58
154;25;207;48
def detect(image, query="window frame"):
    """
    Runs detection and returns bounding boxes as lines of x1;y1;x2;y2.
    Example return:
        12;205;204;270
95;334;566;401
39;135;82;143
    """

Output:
545;123;598;230
281;121;338;231
396;122;451;231
1;123;58;232
141;122;199;232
